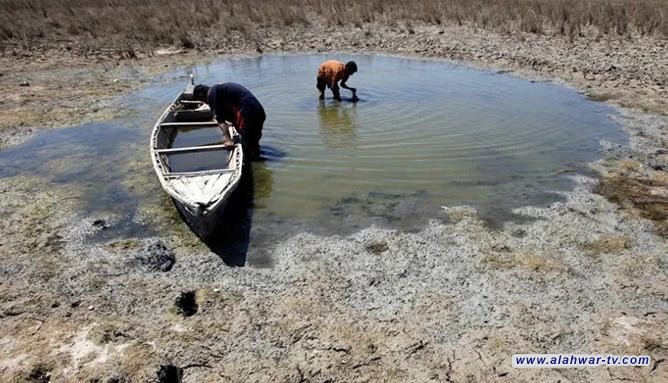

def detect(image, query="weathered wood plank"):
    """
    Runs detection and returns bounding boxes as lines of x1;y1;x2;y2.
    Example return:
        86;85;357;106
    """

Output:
156;144;233;154
165;169;236;178
160;121;218;127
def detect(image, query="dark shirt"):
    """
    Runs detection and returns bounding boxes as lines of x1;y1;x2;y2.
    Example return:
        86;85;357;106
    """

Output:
206;83;265;128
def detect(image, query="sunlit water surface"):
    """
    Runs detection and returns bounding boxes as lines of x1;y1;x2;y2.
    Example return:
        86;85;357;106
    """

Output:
0;54;626;250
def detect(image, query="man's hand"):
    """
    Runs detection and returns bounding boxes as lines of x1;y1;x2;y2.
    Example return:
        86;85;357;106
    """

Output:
223;139;236;149
351;88;359;101
219;122;235;149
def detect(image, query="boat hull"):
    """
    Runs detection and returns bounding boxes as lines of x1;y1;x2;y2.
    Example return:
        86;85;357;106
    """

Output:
150;82;244;240
172;196;232;240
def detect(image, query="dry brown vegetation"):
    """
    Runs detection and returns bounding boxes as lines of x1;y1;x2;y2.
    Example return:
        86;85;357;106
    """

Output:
0;0;666;53
596;173;668;237
481;252;573;274
582;235;632;255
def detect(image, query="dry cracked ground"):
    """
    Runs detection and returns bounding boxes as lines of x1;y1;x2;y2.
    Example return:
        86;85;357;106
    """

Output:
0;23;667;383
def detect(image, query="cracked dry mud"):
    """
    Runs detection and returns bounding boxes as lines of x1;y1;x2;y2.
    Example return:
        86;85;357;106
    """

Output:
0;23;666;383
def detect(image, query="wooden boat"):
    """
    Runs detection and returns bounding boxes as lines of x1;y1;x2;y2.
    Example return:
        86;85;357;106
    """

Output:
150;80;243;238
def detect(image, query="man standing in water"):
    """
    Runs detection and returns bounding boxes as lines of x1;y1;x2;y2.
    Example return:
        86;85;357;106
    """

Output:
317;60;359;101
193;83;266;160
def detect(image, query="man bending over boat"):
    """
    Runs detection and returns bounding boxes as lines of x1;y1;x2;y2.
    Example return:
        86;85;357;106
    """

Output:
317;60;358;101
193;83;266;160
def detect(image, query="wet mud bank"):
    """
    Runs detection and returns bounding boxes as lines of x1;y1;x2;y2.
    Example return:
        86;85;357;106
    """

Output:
1;125;666;381
0;25;666;382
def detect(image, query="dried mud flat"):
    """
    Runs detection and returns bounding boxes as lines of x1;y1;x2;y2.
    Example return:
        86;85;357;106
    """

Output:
1;25;667;382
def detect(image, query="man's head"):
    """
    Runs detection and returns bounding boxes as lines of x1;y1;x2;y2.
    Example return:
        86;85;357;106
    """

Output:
193;84;210;103
345;61;358;76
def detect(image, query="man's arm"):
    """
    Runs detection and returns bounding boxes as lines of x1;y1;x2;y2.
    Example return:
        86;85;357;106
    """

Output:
340;76;357;101
339;78;356;93
339;78;358;101
218;122;235;148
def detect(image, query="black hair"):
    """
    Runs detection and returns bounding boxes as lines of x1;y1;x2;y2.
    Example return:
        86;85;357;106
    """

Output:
345;61;358;74
193;84;210;102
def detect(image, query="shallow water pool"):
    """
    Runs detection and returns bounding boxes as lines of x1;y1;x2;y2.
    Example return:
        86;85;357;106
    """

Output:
0;54;626;244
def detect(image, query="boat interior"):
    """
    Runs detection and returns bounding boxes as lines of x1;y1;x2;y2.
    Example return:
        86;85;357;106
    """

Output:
154;91;239;177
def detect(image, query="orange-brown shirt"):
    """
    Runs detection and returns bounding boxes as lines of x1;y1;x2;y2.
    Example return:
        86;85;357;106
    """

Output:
317;60;348;87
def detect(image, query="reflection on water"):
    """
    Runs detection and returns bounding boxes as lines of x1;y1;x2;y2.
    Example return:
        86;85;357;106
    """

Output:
251;159;274;207
318;100;358;148
0;54;627;250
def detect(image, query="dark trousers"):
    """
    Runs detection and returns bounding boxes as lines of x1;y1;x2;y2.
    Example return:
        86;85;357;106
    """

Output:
240;113;265;160
317;76;340;100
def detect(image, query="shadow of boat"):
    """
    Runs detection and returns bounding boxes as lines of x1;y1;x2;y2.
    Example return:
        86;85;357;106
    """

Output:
173;161;255;266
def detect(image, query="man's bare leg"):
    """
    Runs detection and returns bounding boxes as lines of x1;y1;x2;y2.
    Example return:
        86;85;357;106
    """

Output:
332;86;342;101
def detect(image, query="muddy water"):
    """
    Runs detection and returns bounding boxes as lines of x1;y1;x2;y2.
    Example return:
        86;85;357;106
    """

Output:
0;55;626;248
